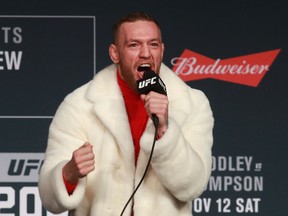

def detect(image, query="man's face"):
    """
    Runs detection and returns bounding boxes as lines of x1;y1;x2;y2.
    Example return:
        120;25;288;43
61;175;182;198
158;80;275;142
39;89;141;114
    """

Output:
109;20;164;92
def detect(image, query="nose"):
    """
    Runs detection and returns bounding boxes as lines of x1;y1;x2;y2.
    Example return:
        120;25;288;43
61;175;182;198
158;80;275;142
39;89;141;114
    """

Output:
139;44;151;58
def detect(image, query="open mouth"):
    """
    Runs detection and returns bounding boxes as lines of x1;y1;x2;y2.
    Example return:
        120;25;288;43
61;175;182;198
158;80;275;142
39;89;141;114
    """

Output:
137;63;151;72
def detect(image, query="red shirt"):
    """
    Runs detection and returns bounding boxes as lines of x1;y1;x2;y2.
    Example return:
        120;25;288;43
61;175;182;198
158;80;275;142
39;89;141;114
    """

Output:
117;71;148;162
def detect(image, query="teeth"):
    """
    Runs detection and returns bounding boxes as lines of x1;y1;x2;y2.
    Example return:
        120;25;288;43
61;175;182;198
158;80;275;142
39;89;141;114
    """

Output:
138;64;151;71
140;63;151;67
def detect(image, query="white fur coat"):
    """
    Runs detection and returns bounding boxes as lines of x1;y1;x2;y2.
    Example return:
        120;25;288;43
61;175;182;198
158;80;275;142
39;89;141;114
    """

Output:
38;63;214;216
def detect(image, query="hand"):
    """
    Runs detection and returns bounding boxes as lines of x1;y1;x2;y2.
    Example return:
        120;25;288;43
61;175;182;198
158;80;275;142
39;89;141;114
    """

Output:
140;91;169;138
62;142;95;184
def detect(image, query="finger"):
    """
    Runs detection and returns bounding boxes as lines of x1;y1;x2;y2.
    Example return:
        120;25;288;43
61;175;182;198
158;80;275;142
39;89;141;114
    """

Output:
74;151;94;165
78;159;95;170
140;94;146;101
77;143;93;155
77;157;95;177
79;165;95;177
80;142;92;149
145;97;168;114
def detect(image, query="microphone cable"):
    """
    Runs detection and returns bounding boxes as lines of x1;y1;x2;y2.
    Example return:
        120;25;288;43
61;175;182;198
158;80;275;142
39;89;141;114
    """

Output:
120;117;159;216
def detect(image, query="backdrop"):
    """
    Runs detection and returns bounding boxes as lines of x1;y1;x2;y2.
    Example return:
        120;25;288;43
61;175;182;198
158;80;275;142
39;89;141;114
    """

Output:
0;0;287;215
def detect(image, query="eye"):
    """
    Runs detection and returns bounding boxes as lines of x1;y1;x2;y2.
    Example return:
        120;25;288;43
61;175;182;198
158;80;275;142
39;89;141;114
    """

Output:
150;42;160;48
129;43;138;48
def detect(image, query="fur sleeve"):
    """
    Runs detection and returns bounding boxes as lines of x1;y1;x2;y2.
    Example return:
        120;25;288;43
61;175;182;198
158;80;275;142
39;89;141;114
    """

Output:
140;89;214;201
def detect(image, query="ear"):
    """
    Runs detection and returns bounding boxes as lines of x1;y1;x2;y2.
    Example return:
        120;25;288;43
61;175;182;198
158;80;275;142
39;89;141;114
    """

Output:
109;44;119;63
161;43;165;60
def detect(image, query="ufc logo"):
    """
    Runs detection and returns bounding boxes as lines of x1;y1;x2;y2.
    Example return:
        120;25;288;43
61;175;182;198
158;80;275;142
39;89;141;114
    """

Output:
8;159;43;176
138;77;156;89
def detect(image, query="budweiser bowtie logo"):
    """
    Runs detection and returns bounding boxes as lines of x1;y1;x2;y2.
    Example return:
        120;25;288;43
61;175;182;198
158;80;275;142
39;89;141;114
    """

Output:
171;49;281;87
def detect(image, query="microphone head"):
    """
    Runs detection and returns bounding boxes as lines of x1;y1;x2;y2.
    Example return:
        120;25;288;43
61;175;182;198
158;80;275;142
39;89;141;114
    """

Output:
143;69;157;79
137;69;167;95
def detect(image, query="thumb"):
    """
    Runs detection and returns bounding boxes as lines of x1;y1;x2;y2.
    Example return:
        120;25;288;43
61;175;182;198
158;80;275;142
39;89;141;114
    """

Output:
140;94;146;101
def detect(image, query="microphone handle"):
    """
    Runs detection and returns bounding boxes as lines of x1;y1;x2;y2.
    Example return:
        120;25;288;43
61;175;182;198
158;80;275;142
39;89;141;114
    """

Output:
152;114;159;127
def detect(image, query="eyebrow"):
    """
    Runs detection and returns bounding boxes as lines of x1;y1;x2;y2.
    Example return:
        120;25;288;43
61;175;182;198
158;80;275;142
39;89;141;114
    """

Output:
126;38;162;44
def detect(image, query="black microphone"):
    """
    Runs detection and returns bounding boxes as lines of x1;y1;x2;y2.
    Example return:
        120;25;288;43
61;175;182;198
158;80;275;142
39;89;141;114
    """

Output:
137;69;167;126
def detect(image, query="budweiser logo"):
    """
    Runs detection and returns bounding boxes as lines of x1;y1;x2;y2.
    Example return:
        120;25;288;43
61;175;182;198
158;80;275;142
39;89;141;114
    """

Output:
171;49;281;87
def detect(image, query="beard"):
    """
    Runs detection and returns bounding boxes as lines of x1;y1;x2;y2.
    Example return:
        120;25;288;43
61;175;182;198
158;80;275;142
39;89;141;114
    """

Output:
118;63;138;93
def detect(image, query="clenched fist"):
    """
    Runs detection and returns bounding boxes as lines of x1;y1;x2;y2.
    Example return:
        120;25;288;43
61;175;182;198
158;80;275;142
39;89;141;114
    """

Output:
140;91;169;138
62;142;95;184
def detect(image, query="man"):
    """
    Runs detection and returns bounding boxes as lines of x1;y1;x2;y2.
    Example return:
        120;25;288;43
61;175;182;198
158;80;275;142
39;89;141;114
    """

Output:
38;12;214;216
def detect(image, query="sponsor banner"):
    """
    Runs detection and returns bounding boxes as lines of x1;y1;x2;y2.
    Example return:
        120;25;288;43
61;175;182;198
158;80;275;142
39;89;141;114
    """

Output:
0;153;67;215
0;153;44;182
192;155;264;214
171;49;281;87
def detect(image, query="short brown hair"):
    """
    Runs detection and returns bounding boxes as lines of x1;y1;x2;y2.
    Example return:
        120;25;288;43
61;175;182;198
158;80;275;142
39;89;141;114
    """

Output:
112;12;161;43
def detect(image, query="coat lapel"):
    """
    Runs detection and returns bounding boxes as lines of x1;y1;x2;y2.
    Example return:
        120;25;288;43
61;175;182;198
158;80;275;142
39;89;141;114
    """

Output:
86;64;135;161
